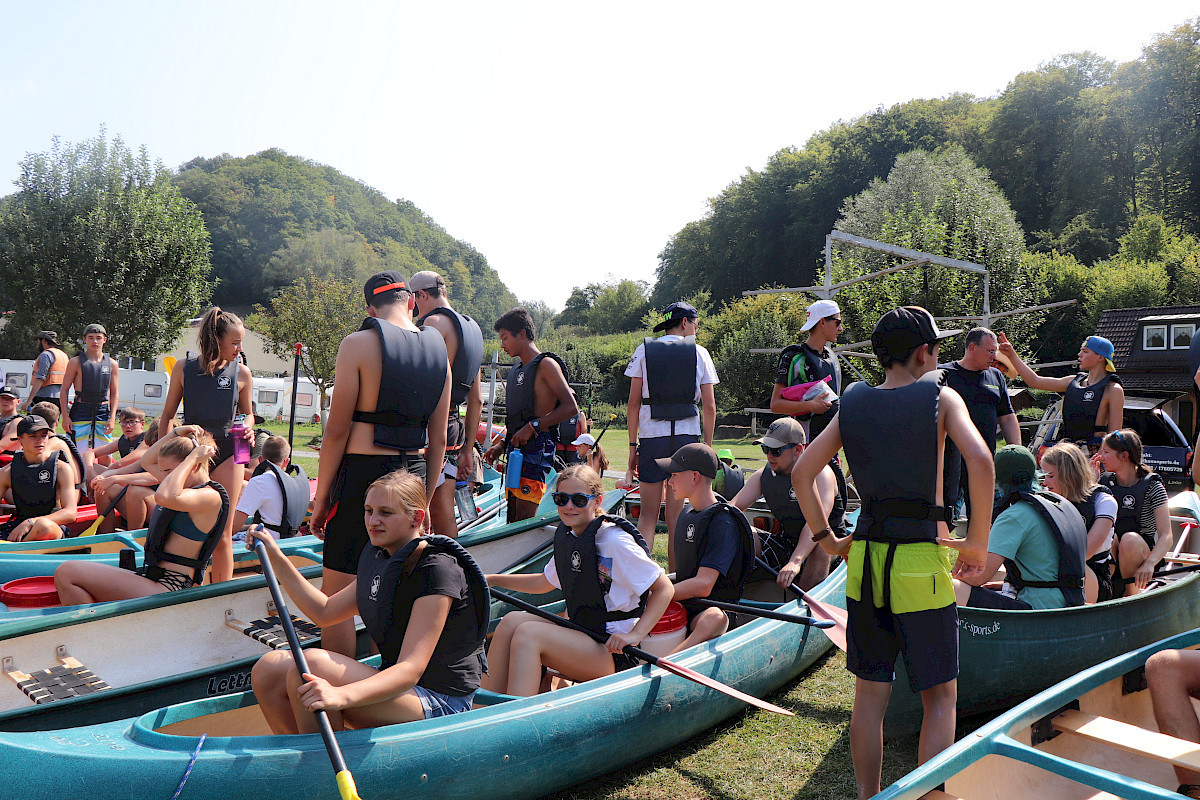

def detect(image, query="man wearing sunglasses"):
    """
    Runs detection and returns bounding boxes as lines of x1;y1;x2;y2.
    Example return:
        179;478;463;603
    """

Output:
729;417;843;591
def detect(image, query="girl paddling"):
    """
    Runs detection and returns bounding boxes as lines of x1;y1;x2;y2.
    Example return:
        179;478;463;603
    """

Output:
249;470;486;732
54;426;228;602
1096;429;1171;595
160;307;254;583
484;465;673;696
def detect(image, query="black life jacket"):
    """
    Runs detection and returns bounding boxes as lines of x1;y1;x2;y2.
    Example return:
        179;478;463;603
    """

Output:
759;461;847;541
554;515;652;637
643;337;699;421
713;462;745;500
0;413;19;433
140;481;230;586
673;502;755;604
505;352;571;443
418;307;484;409
1100;471;1164;544
355;535;489;672
1060;373;1114;444
54;433;85;492
352;318;449;451
251;460;311;538
1074;485;1115;568
10;450;64;519
779;341;842;430
181;356;239;434
118;432;146;459
994;490;1087;607
75;354;112;405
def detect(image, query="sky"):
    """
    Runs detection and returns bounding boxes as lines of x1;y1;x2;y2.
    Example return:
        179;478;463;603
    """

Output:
1;2;1196;310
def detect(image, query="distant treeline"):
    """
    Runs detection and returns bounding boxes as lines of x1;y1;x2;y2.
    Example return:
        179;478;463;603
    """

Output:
652;19;1200;308
173;148;518;324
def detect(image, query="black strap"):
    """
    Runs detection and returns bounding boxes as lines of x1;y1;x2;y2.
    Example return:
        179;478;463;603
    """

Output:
352;410;427;428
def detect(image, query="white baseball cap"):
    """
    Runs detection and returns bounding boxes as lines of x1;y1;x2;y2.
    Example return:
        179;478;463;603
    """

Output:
571;433;596;447
800;299;841;332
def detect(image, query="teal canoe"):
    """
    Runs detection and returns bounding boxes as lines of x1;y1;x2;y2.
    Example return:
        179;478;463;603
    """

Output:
0;493;620;732
0;562;845;799
883;570;1200;733
878;625;1200;799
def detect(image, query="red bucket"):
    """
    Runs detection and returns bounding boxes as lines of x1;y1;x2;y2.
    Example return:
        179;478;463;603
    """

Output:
642;600;688;657
0;576;62;608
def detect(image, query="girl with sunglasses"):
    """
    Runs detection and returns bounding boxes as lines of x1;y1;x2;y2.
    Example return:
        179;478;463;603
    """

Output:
1097;429;1171;595
483;465;673;696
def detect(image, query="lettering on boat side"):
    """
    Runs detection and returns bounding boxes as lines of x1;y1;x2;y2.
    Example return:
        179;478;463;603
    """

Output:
208;670;253;695
958;619;1000;636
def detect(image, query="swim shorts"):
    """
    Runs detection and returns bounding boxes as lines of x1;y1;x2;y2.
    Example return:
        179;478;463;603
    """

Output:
0;518;72;541
68;402;112;453
637;434;699;485
504;432;556;507
323;452;428;575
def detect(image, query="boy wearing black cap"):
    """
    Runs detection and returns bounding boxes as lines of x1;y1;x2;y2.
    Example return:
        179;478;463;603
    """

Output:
24;331;67;410
0;387;21;444
792;305;994;800
309;270;451;657
655;442;755;654
626;301;719;567
0;416;78;541
60;323;120;464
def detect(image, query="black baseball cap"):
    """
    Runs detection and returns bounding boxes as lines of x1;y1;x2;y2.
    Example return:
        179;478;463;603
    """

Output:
653;301;699;332
17;416;50;436
653;442;719;479
871;306;961;360
0;386;18;399
363;271;409;305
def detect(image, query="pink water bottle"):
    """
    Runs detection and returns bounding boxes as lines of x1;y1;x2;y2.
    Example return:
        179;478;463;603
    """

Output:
231;415;251;464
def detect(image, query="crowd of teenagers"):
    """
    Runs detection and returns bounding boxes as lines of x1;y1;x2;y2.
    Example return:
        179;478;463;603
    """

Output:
9;272;1200;798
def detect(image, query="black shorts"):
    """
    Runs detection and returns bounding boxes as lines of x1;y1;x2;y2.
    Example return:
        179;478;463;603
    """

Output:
612;651;641;672
323;452;428;574
846;598;959;693
638;433;699;485
137;565;194;592
966;585;1033;611
0;517;71;541
1087;554;1114;603
201;428;237;467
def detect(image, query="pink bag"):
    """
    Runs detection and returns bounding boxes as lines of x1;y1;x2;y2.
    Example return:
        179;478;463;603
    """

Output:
781;375;833;402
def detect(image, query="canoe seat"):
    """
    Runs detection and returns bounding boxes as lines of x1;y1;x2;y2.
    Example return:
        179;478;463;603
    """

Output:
2;649;110;705
920;791;963;799
1052;709;1200;772
225;612;322;649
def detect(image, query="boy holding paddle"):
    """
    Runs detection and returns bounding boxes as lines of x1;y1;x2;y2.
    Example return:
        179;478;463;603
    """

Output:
793;306;994;800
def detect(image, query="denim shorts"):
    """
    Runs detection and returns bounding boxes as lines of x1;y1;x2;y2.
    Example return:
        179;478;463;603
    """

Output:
413;685;474;719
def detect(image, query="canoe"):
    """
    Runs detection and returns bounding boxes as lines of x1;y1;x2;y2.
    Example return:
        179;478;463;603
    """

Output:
0;491;624;732
877;626;1200;799
0;562;846;798
883;570;1200;734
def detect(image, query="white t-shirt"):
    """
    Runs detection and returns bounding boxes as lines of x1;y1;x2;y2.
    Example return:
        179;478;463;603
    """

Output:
624;334;719;439
236;472;284;533
544;521;664;635
1090;489;1119;552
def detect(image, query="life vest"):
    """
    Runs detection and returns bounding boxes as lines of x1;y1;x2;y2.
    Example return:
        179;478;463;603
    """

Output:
993;489;1087;607
40;349;68;388
75;354;112;405
181;356;239;434
554;515;651;637
759;462;847;542
352;318;449;451
1100;471;1164;548
355;535;489;672
643;338;698;421
117;432;146;458
712;462;745;499
1060;373;1116;444
418;307;484;410
10;450;64;520
54;433;85;492
505;352;573;446
251;460;310;538
779;342;842;428
1074;485;1115;572
139;481;230;586
673;502;755;604
0;413;19;433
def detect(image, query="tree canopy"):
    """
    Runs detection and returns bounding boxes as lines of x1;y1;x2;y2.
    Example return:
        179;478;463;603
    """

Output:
0;131;211;360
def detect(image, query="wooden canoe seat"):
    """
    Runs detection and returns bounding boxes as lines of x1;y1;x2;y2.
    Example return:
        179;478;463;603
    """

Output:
1052;709;1200;772
920;791;963;800
225;610;321;649
2;649;110;705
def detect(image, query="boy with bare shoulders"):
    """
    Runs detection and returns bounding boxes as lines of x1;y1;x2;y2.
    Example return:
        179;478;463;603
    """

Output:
60;323;120;468
309;271;451;657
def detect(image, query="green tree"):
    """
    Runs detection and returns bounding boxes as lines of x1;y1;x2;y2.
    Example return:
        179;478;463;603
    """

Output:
521;299;558;338
711;312;791;415
247;276;363;424
259;227;382;299
0;131;211;360
587;280;650;335
555;284;601;329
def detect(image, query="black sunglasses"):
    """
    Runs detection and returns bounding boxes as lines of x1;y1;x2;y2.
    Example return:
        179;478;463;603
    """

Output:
761;444;791;456
551;492;599;508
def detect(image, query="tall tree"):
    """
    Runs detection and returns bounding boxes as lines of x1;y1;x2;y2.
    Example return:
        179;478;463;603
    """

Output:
0;131;211;359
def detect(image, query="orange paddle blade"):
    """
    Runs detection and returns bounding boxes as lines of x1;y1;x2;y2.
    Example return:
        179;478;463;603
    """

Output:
651;655;794;716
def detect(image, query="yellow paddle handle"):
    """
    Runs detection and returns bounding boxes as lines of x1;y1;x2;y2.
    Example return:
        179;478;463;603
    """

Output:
79;514;106;537
336;770;362;800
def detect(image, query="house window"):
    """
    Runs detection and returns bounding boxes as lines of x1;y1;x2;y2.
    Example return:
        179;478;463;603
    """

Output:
1144;325;1168;350
1172;324;1195;349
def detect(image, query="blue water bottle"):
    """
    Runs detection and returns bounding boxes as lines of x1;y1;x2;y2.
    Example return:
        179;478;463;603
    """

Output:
505;448;524;490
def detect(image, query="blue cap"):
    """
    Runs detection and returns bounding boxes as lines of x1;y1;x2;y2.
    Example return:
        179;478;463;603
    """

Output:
1085;335;1116;373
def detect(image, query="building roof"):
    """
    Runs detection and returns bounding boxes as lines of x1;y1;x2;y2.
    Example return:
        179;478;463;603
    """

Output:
1096;304;1200;394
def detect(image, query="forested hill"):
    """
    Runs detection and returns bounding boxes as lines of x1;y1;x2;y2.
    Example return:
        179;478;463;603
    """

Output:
653;18;1200;308
173;148;517;322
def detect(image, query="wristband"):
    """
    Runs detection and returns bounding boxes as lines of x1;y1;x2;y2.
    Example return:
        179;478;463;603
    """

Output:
629;443;638;449
811;527;832;542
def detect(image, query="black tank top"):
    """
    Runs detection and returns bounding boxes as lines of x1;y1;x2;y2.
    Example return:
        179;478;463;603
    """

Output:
76;355;112;404
181;356;239;433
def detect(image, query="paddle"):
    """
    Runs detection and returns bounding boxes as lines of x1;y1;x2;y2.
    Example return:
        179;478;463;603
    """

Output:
688;597;833;627
254;541;363;800
490;587;794;716
754;556;848;651
590;413;618;447
80;484;131;537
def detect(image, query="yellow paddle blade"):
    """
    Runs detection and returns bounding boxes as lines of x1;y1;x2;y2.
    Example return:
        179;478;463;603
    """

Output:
79;514;106;537
335;770;363;800
162;356;176;376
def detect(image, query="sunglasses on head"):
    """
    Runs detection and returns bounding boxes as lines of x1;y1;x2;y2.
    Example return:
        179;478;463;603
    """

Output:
551;492;599;508
761;444;792;456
